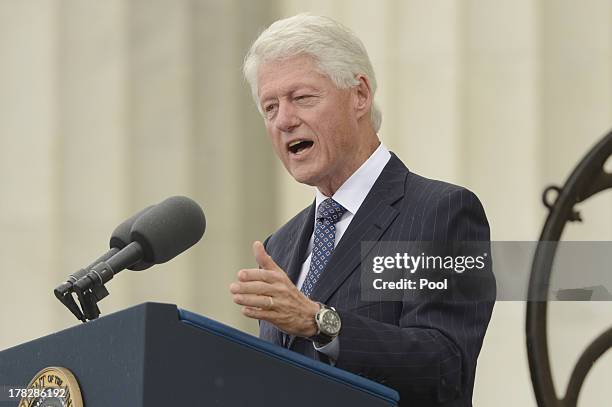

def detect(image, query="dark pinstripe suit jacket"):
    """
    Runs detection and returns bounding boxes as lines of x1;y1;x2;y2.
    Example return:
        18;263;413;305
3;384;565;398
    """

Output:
261;153;495;406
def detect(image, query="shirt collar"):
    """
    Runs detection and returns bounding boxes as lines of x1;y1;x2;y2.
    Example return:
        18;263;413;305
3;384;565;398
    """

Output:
315;143;391;217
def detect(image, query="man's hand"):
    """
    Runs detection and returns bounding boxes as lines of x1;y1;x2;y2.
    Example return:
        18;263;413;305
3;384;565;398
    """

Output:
230;241;320;337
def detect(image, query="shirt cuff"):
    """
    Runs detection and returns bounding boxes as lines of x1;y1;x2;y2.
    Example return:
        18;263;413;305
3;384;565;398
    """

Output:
313;336;339;365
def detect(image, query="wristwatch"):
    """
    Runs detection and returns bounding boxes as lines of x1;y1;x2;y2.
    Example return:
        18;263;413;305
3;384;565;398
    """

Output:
308;303;341;345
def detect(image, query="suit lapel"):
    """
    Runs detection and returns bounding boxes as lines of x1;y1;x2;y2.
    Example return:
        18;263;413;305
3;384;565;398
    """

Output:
285;201;316;284
309;154;408;304
262;202;314;347
286;154;408;349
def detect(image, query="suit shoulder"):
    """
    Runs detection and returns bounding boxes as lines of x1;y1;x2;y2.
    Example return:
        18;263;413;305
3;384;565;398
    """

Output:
401;171;489;240
386;153;482;206
404;171;482;203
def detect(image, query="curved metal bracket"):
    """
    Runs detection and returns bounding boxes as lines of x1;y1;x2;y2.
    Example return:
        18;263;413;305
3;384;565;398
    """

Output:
542;186;582;222
527;129;612;407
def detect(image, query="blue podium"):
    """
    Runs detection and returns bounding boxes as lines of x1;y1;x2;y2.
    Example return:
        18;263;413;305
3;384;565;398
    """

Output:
0;303;399;406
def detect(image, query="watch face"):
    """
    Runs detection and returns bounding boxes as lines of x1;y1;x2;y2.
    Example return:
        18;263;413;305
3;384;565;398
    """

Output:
320;309;341;336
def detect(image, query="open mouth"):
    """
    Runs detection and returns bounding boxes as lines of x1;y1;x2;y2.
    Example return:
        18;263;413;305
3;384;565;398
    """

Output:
287;139;314;155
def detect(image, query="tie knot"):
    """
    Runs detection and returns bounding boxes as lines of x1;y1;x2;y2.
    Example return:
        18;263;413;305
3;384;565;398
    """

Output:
316;198;347;224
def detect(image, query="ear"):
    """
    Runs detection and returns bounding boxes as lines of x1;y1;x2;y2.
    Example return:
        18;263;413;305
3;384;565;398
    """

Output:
352;74;373;121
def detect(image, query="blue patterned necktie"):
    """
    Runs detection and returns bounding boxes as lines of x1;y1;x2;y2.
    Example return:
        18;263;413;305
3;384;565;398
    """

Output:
301;198;348;297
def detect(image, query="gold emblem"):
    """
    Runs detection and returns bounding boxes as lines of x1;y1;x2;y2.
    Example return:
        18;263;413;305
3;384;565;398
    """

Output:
18;367;83;407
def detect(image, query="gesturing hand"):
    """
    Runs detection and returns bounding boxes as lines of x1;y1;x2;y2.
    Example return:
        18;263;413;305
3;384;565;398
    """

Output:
230;241;320;337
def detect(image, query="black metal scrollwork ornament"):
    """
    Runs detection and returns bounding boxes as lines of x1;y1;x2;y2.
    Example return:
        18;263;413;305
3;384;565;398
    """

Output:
527;130;612;406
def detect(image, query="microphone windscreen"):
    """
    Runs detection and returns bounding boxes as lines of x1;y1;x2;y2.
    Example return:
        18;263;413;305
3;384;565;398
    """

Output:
110;205;155;271
110;205;154;249
130;196;205;264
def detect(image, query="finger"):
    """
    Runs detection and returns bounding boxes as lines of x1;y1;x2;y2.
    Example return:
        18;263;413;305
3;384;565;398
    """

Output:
242;306;274;320
229;280;273;295
253;241;282;272
232;293;275;309
237;268;276;283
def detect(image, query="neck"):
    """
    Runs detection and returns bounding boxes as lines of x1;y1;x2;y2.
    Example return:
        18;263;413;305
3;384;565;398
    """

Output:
317;135;380;197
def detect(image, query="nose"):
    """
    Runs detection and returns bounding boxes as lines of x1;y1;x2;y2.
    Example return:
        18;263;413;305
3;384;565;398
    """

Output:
274;101;300;133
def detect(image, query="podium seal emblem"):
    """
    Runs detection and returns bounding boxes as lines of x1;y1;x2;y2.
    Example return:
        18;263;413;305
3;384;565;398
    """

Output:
18;367;83;407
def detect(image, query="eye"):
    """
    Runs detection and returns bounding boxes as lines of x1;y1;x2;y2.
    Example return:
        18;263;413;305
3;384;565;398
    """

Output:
263;103;278;118
294;95;313;102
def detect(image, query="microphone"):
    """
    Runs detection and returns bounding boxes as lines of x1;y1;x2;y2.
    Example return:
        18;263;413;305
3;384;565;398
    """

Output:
74;196;205;294
109;206;155;272
54;205;155;321
54;205;154;297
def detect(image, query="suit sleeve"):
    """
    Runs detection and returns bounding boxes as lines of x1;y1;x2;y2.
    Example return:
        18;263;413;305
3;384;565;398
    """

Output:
334;188;495;404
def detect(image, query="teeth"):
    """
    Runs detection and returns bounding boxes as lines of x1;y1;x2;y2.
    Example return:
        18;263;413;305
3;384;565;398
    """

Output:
289;140;303;147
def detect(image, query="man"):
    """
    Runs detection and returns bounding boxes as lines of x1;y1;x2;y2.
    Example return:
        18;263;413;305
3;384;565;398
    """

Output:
230;14;494;406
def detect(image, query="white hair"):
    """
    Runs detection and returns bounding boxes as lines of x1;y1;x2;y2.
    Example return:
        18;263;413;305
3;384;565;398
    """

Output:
243;13;382;132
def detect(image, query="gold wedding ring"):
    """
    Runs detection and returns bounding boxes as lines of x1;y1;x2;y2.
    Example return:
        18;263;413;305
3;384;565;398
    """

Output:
268;296;274;309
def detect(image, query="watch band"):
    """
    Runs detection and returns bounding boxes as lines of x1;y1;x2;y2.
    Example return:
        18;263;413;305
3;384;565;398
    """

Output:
310;332;334;345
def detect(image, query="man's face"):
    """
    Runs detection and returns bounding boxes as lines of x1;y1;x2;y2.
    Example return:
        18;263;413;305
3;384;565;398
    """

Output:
257;55;362;193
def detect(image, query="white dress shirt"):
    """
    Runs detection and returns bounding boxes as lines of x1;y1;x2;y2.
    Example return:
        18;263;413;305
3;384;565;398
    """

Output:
296;143;391;361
